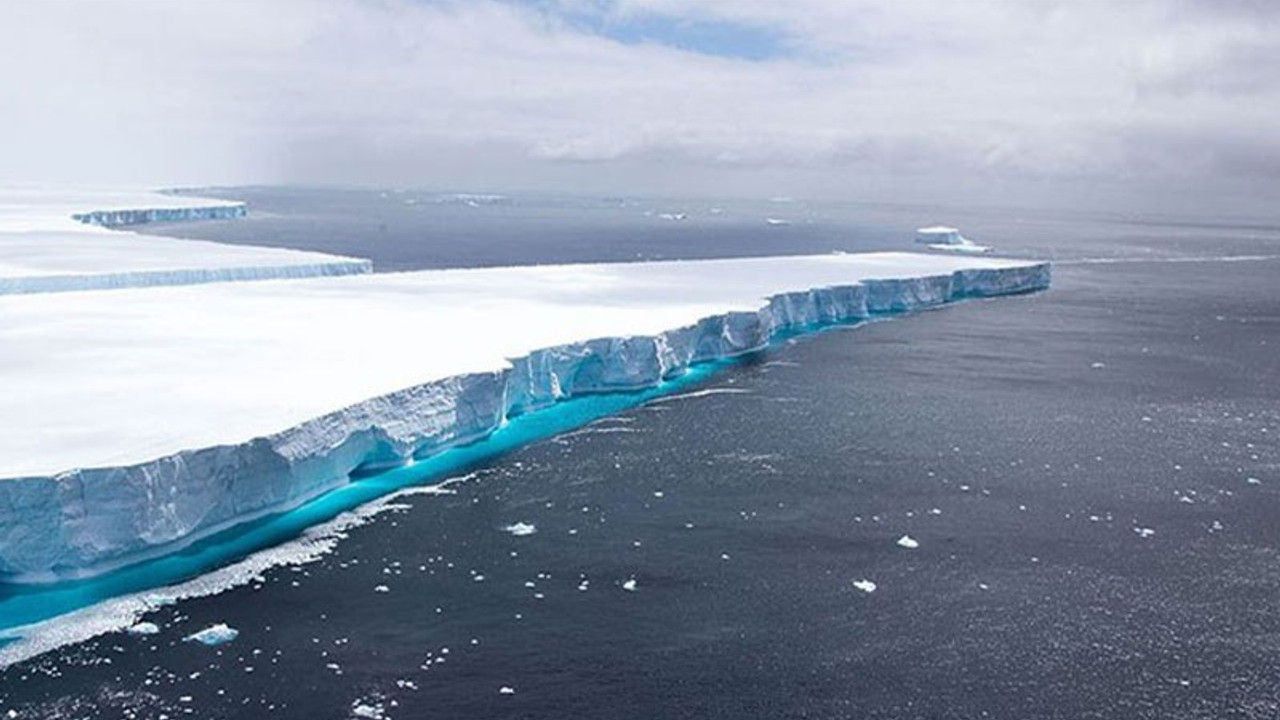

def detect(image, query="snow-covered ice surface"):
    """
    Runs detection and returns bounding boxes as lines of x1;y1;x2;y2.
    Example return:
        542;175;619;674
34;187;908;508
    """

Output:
0;188;370;294
0;249;1048;580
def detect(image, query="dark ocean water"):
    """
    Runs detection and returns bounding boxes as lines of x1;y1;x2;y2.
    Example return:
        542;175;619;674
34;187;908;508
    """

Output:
3;189;1280;719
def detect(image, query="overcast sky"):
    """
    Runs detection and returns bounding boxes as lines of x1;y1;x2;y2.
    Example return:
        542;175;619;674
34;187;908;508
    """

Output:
2;0;1277;215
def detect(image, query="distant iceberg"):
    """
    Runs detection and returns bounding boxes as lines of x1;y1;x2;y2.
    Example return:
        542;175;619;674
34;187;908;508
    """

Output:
431;193;509;206
915;226;991;254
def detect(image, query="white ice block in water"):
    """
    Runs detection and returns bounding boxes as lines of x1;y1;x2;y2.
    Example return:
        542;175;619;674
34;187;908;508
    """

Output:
126;622;160;636
0;251;1049;580
915;226;966;245
915;226;990;254
0;188;370;295
184;623;238;646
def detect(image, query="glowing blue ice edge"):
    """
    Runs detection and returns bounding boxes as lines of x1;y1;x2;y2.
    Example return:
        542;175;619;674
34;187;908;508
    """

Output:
0;262;1049;635
0;361;721;636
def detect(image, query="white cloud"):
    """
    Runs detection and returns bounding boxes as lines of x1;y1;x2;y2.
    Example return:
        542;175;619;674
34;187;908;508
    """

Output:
0;0;1275;211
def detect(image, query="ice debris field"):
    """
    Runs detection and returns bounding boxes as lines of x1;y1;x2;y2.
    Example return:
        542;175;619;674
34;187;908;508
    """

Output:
0;190;1050;587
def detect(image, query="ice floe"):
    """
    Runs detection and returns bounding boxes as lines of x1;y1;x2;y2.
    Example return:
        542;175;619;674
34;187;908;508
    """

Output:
184;623;239;647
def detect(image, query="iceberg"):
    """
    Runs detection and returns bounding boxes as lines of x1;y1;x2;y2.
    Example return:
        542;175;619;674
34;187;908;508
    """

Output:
915;226;991;254
0;250;1048;581
183;623;239;646
0;188;371;295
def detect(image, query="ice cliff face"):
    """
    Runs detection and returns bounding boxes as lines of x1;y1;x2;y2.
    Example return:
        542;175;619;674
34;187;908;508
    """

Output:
71;203;248;227
0;260;374;295
0;263;1049;581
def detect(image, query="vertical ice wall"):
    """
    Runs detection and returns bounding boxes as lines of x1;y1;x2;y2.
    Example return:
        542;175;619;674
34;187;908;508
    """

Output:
71;203;248;227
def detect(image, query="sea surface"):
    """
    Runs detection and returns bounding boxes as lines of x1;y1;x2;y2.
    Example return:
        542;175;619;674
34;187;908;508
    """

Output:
3;189;1280;719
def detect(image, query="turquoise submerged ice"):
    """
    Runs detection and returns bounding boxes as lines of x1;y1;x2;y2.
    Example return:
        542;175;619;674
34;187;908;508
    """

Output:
0;221;1049;582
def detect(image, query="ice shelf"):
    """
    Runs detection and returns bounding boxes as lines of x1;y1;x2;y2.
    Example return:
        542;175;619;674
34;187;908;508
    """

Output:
0;251;1048;580
0;188;371;294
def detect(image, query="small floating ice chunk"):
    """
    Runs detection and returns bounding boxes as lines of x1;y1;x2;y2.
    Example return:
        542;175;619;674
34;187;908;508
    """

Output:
1247;477;1262;485
499;686;516;695
126;622;160;636
1090;362;1107;369
896;535;920;549
1134;527;1156;538
852;579;877;593
622;578;638;592
374;585;390;593
184;623;239;646
351;702;386;719
503;522;537;537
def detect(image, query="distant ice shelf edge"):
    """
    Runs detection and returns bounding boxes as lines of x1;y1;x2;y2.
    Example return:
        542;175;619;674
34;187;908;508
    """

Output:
0;262;1049;582
0;260;375;295
70;203;248;227
0;200;373;295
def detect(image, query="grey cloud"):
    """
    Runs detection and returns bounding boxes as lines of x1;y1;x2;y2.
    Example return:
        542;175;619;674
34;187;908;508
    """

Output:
0;0;1276;217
